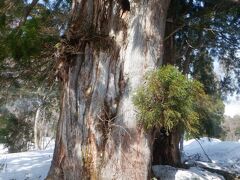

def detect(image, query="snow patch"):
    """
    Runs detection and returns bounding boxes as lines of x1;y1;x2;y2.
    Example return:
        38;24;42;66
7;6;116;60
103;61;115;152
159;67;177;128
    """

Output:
184;137;240;174
0;138;54;180
152;165;224;180
1;137;240;179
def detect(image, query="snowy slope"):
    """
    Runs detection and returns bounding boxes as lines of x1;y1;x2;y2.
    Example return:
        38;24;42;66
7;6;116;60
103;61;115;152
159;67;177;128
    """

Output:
1;137;240;180
152;165;224;180
153;137;240;180
0;139;54;180
184;137;240;173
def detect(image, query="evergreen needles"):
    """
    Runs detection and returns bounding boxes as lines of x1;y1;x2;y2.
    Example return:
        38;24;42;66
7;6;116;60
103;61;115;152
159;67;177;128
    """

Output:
133;65;221;137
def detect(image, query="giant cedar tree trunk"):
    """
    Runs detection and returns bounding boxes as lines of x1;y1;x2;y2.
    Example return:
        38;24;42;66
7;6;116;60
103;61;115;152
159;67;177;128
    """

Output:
47;0;170;179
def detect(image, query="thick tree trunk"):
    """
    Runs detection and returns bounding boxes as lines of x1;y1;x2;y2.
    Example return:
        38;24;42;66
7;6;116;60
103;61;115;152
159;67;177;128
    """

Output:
152;127;182;167
154;4;183;166
163;18;176;65
47;0;170;179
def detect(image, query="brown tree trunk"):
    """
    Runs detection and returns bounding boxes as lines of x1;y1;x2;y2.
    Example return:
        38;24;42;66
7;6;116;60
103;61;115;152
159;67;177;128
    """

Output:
152;127;182;167
163;18;176;65
47;0;170;179
153;3;183;167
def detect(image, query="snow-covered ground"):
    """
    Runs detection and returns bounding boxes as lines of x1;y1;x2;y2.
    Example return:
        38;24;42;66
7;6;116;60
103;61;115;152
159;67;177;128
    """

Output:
184;137;240;173
0;137;240;180
0;138;54;180
154;137;240;180
152;165;224;180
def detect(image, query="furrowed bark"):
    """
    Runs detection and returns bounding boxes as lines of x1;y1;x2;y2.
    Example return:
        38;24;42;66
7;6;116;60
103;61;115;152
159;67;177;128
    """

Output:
47;0;170;179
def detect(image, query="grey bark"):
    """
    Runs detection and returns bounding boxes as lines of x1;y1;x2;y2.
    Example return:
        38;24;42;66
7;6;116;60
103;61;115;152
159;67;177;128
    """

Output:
47;0;170;179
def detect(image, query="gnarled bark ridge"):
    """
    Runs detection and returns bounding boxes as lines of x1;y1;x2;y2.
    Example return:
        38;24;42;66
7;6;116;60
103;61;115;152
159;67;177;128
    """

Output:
47;0;170;179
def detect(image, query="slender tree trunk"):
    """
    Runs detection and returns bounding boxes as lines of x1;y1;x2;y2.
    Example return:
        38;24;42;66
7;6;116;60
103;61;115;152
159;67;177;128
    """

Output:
34;106;46;150
47;0;170;179
34;107;41;149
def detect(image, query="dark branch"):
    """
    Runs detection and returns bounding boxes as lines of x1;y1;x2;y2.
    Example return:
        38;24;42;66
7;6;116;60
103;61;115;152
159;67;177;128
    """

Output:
21;0;39;26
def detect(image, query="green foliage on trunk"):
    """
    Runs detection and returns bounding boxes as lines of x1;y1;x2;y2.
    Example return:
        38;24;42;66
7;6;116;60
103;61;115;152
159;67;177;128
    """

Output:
133;65;223;137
